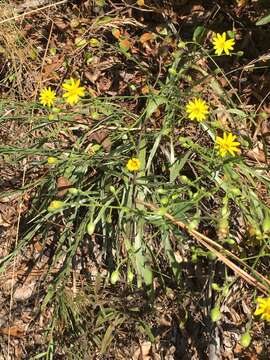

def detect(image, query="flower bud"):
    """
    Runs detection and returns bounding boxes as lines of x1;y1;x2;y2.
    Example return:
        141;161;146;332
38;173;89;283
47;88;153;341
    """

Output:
109;185;116;193
106;214;112;224
218;218;229;239
47;157;58;165
160;197;169;205
87;222;95;236
210;307;221;322
240;331;251;348
47;200;65;212
127;270;134;283
68;187;79;195
207;252;217;261
211;283;222;292
262;212;270;233
156;207;167;216
110;270;119;285
188;219;199;231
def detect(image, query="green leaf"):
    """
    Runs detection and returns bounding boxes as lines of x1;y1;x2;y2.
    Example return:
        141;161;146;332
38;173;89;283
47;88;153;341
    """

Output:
193;26;205;43
227;108;247;117
145;96;166;119
169;150;191;182
256;13;270;26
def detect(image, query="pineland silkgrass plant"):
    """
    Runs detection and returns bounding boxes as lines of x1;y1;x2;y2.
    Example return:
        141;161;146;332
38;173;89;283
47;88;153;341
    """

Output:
0;25;269;357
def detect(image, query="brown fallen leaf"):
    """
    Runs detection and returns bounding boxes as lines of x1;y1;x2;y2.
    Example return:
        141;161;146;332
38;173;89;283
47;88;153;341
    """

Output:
13;282;36;301
88;128;111;152
132;341;152;360
42;55;64;80
57;176;72;198
0;326;25;338
246;146;267;163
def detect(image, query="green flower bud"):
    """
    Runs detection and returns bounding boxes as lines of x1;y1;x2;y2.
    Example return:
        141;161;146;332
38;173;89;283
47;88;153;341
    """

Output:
188;219;199;231
127;270;134;283
48;114;56;121
240;331;251;348
218;218;229;238
87;222;95;236
229;187;241;196
91;111;100;120
210;307;221;322
157;188;167;194
224;238;235;245
52;107;61;113
68;187;79;195
89;38;100;47
155;207;167;216
211;283;222;292
262;212;270;233
168;67;177;76
110;270;119;285
106;214;112;223
180;175;189;184
109;185;116;193
177;40;186;48
207;252;217;261
160;197;169;205
91;144;101;152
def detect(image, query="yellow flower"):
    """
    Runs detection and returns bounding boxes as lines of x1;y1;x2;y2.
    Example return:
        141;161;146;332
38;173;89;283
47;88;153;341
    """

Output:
212;32;235;56
215;132;240;157
47;200;65;212
126;158;141;172
62;78;85;105
47;156;58;165
254;297;270;322
39;87;56;107
186;98;209;122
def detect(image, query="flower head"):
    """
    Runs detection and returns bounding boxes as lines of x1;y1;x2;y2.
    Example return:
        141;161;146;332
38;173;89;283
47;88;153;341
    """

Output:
186;98;209;122
215;132;240;157
39;87;56;107
126;158;141;172
254;297;270;322
212;32;235;56
62;78;85;105
47;200;65;212
47;156;58;165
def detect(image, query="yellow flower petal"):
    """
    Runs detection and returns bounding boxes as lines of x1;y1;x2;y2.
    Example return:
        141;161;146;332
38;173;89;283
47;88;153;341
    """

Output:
212;32;235;56
215;131;240;157
254;297;270;322
39;87;56;107
62;77;85;105
186;98;209;122
126;158;141;172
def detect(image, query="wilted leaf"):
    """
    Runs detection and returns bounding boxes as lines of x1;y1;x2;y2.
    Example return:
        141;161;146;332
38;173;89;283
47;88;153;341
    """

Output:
119;38;131;52
112;28;121;39
140;32;155;44
0;326;25;338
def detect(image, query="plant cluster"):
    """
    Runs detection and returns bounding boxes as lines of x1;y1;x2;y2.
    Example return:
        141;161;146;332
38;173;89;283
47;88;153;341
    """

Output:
1;4;270;356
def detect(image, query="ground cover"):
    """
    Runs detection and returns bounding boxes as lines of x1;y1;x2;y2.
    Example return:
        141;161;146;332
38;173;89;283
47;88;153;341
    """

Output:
0;0;270;358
